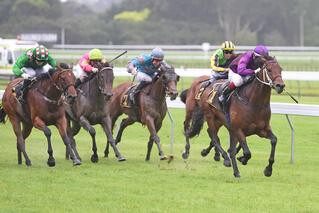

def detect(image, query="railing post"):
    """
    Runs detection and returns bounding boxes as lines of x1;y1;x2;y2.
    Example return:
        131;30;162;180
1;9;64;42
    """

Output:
285;114;295;164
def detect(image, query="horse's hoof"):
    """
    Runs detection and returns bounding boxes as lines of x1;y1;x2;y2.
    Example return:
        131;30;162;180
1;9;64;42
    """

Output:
160;156;168;160
73;159;82;166
47;159;56;167
182;151;189;160
118;156;126;162
26;160;32;167
91;155;99;163
237;156;247;165
214;155;221;162
223;159;231;167
104;153;109;158
201;149;209;157
233;173;241;178
264;167;272;177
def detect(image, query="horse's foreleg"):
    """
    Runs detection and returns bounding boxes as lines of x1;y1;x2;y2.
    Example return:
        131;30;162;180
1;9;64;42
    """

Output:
145;116;167;160
200;128;215;158
65;120;81;161
145;136;154;161
228;133;240;177
115;117;135;144
206;120;231;167
33;117;56;167
101;116;126;162
235;130;251;165
56;117;81;166
79;116;99;163
10;118;31;166
263;128;277;177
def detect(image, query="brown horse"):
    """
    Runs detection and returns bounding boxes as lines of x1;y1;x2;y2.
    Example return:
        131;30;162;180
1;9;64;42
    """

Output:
65;61;126;162
105;65;179;161
0;64;81;166
180;75;231;167
181;56;285;177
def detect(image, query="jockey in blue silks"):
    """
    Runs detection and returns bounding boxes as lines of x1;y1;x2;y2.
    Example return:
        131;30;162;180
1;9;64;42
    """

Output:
219;45;270;107
127;47;165;104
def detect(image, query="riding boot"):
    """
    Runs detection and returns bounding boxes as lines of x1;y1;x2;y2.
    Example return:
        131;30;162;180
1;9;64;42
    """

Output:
75;79;82;88
16;79;32;103
129;81;149;105
218;83;235;110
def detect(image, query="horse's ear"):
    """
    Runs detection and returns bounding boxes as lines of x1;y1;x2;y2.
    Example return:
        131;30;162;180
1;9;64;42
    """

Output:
59;63;70;69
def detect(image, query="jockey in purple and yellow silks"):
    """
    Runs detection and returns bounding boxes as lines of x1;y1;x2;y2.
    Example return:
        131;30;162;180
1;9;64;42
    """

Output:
202;41;237;88
127;47;165;104
73;48;103;87
12;45;57;102
218;45;270;106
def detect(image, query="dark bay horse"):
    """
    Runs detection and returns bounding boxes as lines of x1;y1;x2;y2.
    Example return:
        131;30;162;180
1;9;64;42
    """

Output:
0;64;81;166
105;65;179;161
180;75;231;167
181;56;285;177
65;61;126;162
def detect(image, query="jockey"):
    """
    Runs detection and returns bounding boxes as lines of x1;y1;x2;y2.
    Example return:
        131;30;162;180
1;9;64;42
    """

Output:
218;45;269;106
73;48;103;87
202;41;236;88
127;47;164;104
12;45;57;102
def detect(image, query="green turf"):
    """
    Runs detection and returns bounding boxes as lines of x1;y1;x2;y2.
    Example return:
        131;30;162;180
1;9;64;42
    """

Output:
0;106;318;212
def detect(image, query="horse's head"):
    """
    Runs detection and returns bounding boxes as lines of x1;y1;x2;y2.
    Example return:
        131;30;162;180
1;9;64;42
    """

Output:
159;63;179;100
51;64;77;103
256;56;285;94
94;61;114;101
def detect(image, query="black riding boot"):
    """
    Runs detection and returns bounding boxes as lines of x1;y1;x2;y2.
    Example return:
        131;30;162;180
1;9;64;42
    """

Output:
218;86;233;110
75;79;82;88
15;79;32;103
129;81;149;105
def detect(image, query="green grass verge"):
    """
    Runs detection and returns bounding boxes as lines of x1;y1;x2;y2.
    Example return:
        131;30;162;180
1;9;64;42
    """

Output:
0;107;318;212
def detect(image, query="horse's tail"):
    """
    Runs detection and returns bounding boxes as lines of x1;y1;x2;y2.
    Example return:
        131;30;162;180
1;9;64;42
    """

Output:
186;104;205;138
180;89;189;104
0;104;7;124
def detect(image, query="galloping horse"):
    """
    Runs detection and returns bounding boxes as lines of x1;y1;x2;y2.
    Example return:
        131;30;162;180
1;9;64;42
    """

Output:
180;75;231;167
0;64;81;166
182;56;285;177
65;61;126;162
105;64;179;161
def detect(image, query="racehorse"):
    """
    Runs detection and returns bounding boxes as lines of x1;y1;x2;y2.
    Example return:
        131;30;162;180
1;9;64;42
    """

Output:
105;64;179;161
0;64;81;166
181;56;285;177
65;61;126;162
180;75;231;167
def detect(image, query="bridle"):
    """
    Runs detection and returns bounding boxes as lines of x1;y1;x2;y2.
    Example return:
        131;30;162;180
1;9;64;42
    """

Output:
255;60;281;88
48;69;75;95
96;66;113;94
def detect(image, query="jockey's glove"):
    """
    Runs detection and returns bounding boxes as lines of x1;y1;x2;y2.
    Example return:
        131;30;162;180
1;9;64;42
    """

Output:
255;67;261;73
92;67;98;73
131;67;137;75
21;73;31;79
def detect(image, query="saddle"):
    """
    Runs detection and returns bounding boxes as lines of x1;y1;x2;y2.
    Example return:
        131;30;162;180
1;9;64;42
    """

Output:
121;84;137;108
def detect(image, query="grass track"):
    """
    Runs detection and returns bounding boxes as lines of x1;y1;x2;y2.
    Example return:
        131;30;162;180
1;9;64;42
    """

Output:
0;108;318;212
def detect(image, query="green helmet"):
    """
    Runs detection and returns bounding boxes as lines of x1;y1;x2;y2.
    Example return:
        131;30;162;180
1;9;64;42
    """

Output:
89;48;103;60
33;45;49;61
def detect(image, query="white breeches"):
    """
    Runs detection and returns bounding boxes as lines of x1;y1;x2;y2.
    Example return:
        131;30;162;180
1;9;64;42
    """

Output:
135;71;152;82
24;64;52;78
73;64;88;81
228;70;244;87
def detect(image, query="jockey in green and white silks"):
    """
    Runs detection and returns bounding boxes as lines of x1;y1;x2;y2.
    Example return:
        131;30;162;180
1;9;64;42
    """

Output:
127;47;165;104
202;41;237;88
12;45;57;102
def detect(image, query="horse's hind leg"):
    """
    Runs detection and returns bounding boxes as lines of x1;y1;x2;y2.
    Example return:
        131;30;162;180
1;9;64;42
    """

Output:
65;120;81;161
200;128;216;159
10;118;31;166
115;117;135;144
101;116;126;162
228;133;240;178
235;130;251;165
181;108;193;160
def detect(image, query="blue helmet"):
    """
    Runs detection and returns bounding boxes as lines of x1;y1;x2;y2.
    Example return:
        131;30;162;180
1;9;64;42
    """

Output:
151;47;164;60
254;45;269;57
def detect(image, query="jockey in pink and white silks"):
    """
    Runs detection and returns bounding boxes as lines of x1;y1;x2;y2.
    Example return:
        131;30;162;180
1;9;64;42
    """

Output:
73;48;103;87
218;45;270;106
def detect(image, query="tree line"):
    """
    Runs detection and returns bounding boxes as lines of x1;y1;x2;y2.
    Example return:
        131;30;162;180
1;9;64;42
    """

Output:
0;0;318;46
